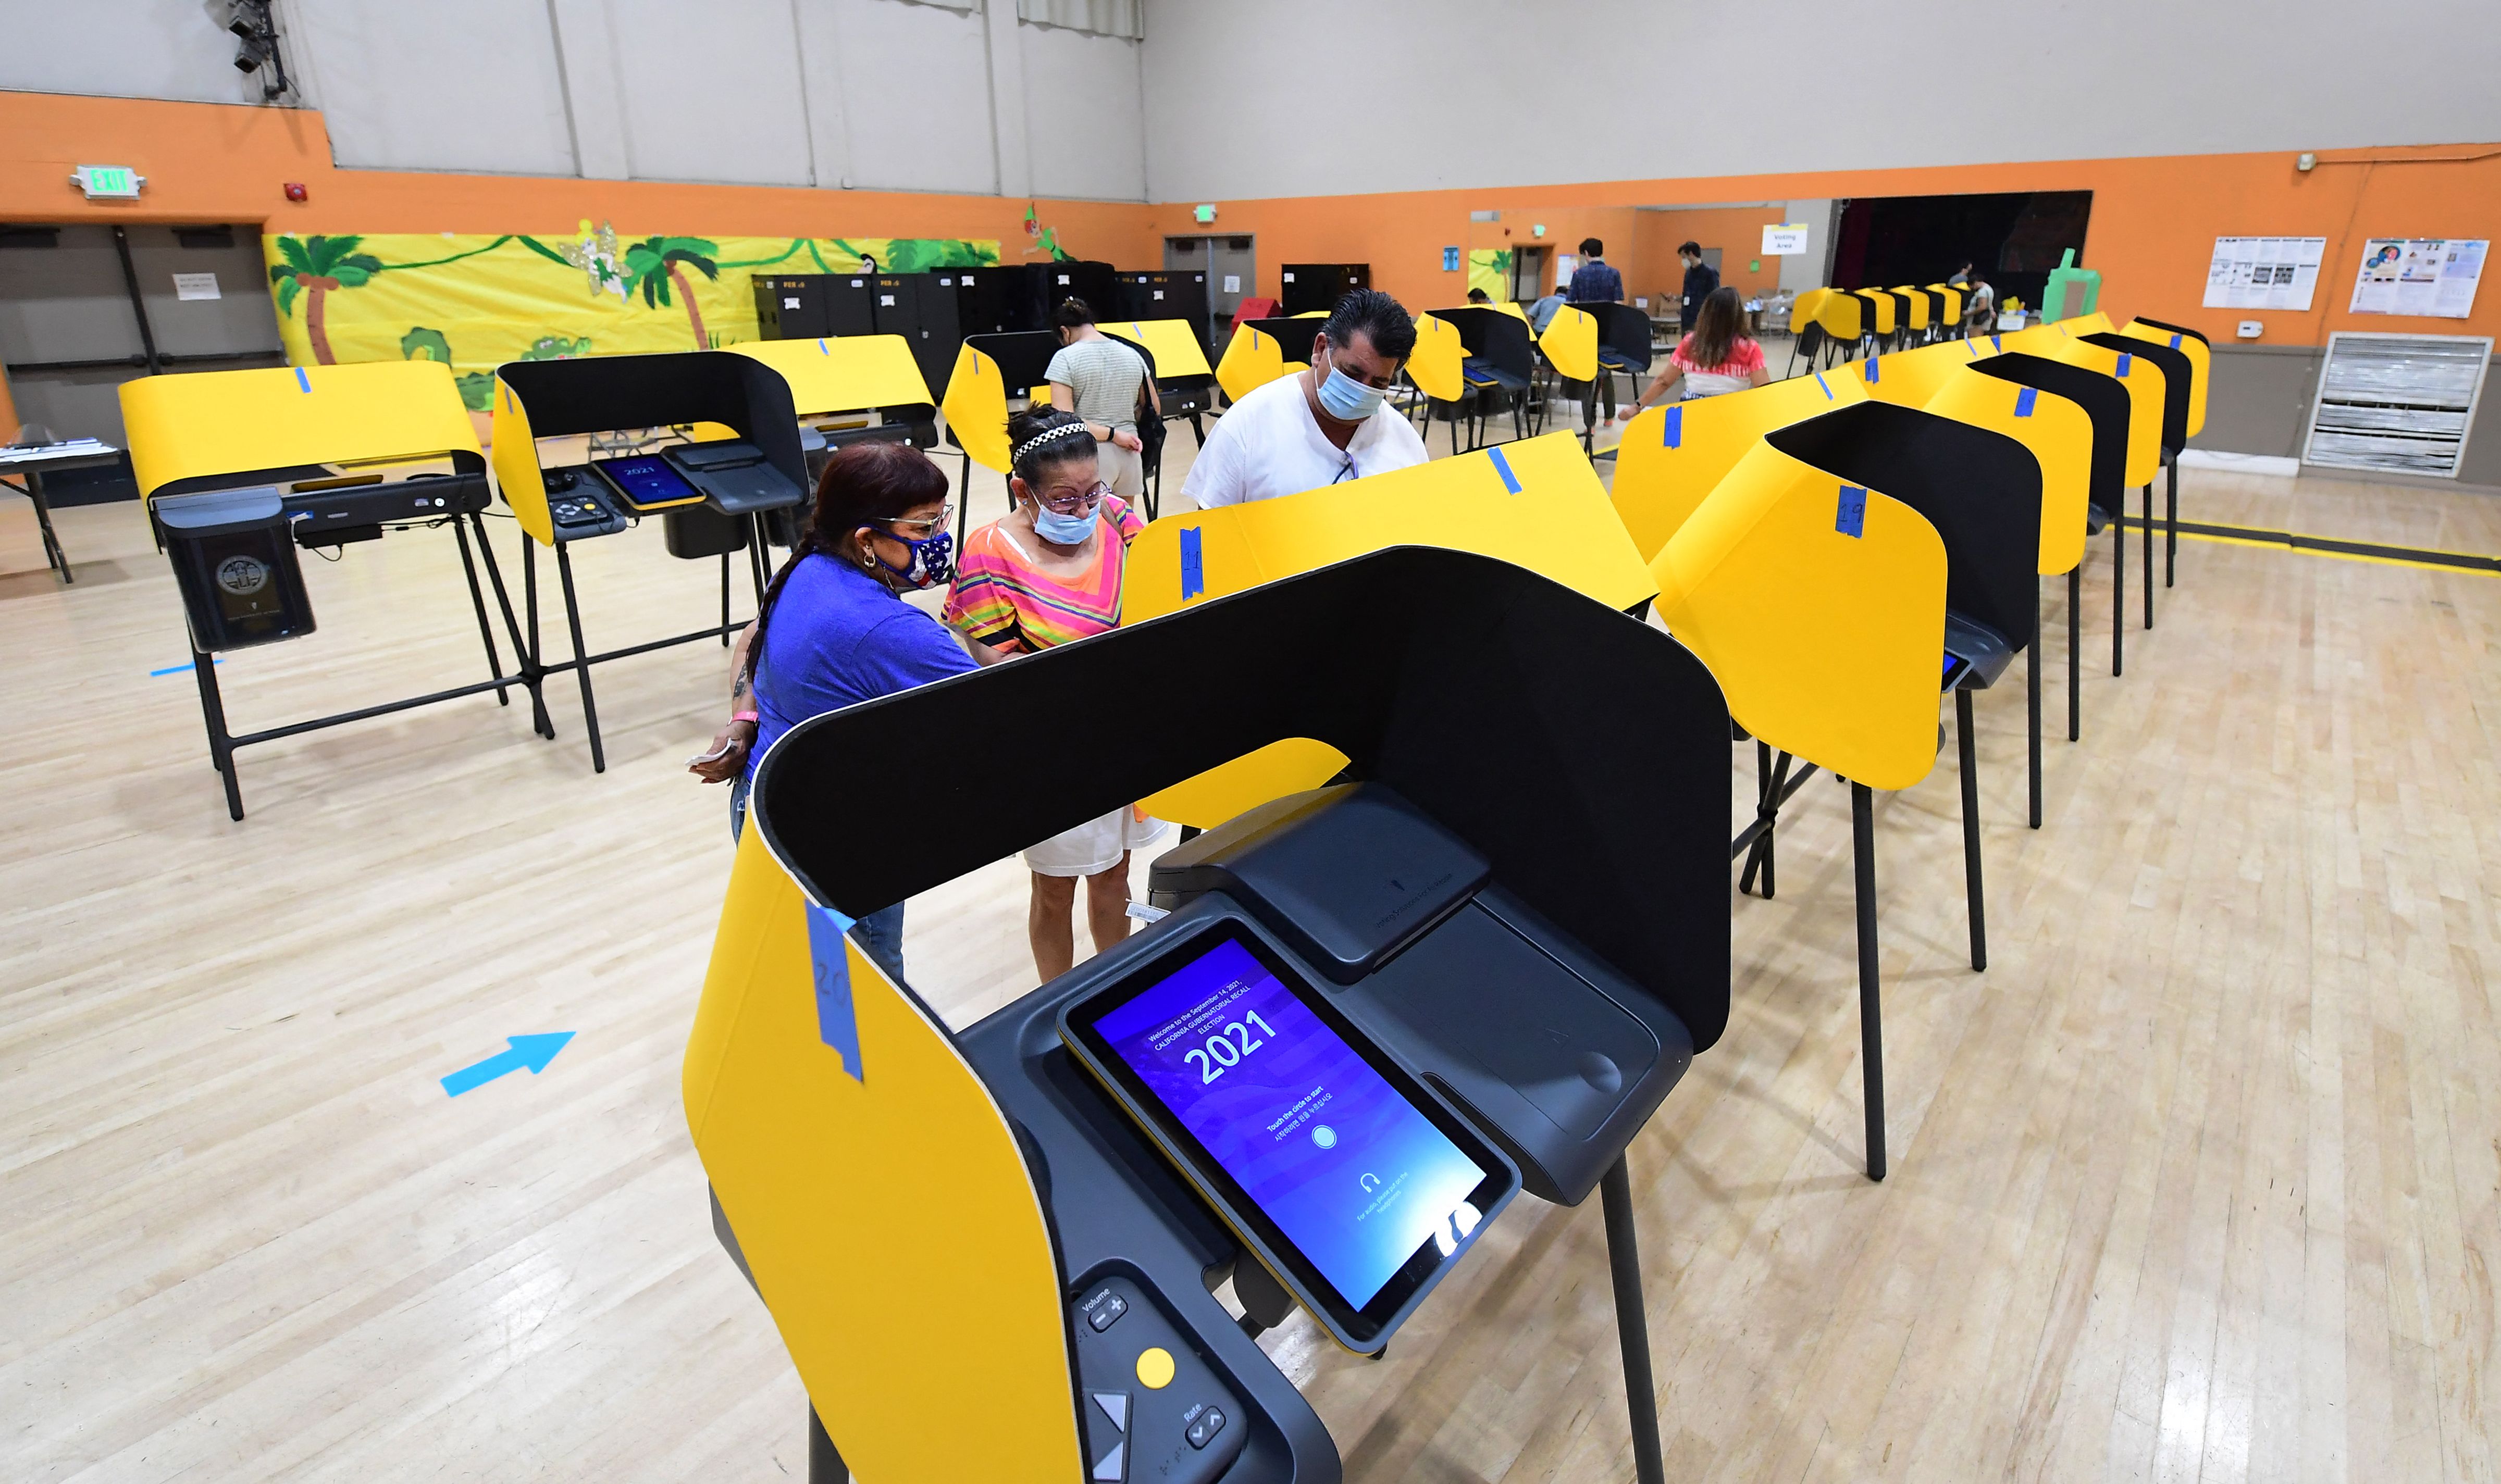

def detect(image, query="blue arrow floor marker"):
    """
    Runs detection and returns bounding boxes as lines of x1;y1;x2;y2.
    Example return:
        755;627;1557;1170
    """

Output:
441;1032;575;1096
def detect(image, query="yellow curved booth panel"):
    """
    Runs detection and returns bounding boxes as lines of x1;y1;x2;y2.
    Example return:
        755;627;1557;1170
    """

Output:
124;360;480;501
1788;287;1833;334
1651;438;1947;792
2120;319;2210;437
1844;337;1987;409
727;334;933;418
938;343;1013;475
1891;288;1931;331
1100;317;1215;381
684;829;1082;1482
1406;313;1469;403
1216;321;1297;403
1926;284;1964;323
1610;367;1868;560
1923;369;2094;576
1853;290;1897;338
1813;291;1863;343
2057;310;2114;337
1128;431;1653;826
486;375;556;545
1539;306;1600;382
2005;324;2164;485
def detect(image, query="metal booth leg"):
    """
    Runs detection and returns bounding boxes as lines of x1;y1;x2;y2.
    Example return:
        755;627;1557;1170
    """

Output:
450;516;511;707
27;469;72;583
720;551;733;647
748;513;772;606
2141;482;2155;630
807;1404;849;1483
2027;580;2043;829
2067;567;2082;743
2112;512;2125;679
471;516;554;740
553;541;606;774
191;633;244;821
1956;688;1986;972
1850;782;1886;1181
1600;1156;1668;1484
2165;454;2179;587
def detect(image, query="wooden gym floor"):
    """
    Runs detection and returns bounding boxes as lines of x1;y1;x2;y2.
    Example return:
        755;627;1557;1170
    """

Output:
3;432;2497;1481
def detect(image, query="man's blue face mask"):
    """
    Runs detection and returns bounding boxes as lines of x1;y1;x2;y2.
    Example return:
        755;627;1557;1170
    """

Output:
1315;345;1389;422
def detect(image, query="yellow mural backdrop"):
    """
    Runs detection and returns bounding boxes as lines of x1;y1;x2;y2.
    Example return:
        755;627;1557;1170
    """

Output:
263;224;1001;410
1467;248;1513;303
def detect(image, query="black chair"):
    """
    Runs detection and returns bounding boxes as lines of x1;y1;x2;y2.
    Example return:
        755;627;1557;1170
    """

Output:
1440;307;1539;447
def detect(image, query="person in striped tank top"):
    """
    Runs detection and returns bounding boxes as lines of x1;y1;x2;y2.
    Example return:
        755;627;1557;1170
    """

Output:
943;406;1167;981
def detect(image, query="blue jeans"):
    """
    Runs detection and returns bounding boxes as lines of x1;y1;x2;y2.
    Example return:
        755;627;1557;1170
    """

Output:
731;773;909;985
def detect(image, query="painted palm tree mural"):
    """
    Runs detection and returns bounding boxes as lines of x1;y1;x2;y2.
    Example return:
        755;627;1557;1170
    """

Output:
269;235;383;364
624;236;721;348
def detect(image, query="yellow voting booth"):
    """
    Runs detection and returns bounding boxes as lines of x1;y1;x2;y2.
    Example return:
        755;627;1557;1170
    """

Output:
937;341;1015;484
729;333;936;423
1651;425;1947;1180
1100;317;1215;381
1215;320;1299;403
1126;431;1655;827
1539;305;1600;383
685;827;1083;1483
1609;367;1870;560
123;360;540;818
1404;312;1472;455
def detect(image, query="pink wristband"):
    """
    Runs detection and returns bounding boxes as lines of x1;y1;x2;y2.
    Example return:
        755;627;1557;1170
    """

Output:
732;710;759;724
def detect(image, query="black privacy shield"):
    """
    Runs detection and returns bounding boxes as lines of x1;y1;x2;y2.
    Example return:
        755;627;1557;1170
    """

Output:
1974;352;2129;520
2079;332;2193;451
496;351;809;497
753;545;1737;1051
1767;401;2044;651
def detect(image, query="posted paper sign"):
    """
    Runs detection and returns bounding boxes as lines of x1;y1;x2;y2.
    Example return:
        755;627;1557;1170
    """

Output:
1762;223;1811;256
2349;238;2486;318
2202;238;2323;310
171;272;221;301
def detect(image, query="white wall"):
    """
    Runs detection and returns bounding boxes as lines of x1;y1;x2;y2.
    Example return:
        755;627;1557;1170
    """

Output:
1140;0;2501;201
0;0;1153;200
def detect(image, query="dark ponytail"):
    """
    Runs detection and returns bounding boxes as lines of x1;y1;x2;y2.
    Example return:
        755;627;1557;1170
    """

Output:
1006;404;1097;488
1051;296;1097;333
744;440;951;692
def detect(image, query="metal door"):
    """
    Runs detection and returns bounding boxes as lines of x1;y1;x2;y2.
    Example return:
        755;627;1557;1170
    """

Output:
1169;234;1254;344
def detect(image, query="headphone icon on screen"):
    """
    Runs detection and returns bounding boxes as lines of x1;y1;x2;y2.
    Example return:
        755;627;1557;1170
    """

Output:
1358;1173;1381;1193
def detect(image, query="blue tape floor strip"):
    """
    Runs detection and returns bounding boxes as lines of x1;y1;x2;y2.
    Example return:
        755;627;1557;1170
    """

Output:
150;659;219;677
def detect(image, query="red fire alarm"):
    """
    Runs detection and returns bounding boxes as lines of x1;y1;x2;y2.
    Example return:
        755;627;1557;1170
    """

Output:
283;182;308;202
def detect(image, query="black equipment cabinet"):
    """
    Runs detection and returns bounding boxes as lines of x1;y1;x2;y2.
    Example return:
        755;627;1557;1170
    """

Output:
1280;263;1369;315
750;273;879;341
1113;271;1212;348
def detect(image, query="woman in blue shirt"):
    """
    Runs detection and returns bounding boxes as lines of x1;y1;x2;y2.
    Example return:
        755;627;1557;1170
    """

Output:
691;440;973;983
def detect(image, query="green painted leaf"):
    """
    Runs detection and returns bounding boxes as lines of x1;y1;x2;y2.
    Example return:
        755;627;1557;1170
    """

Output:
400;326;454;363
275;277;300;317
454;372;497;411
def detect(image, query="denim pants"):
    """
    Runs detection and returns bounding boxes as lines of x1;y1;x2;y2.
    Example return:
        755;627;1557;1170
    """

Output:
731;772;908;985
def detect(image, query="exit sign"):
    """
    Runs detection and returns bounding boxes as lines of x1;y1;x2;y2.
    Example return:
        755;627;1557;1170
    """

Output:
72;165;144;200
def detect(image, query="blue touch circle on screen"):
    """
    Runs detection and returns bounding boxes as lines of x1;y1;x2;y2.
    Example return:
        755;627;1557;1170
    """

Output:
1311;1125;1338;1149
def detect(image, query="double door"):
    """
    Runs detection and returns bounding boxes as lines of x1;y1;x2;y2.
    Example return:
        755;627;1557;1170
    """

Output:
1163;235;1255;347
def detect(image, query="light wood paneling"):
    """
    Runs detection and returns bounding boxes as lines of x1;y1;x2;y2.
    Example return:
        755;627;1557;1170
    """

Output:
3;454;2496;1481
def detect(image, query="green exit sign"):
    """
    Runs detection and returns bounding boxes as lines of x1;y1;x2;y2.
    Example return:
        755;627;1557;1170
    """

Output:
72;165;144;199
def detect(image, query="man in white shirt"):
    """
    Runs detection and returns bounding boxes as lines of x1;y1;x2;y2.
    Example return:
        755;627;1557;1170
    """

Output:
1183;288;1430;508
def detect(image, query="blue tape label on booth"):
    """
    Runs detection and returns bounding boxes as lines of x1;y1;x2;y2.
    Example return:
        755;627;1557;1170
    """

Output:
1836;484;1867;539
1179;526;1205;601
1661;404;1682;448
2116;353;2133;377
1487;445;1521;494
2015;386;2038;417
804;902;866;1081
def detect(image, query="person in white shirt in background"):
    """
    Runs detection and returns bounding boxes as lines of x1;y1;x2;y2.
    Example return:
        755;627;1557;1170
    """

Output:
1183;289;1429;508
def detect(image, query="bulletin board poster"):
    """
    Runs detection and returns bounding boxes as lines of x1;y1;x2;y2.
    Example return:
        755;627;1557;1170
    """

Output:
2349;238;2486;318
2203;237;2324;310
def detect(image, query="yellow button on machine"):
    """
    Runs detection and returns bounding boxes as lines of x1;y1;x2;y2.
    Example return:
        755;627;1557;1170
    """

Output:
1135;1346;1175;1390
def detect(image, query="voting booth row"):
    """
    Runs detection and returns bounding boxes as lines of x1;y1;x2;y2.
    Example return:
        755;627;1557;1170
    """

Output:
940;318;1219;523
678;306;2217;1481
124;333;953;817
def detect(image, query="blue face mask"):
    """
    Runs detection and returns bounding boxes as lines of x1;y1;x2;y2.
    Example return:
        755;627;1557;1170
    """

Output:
868;528;954;588
1315;348;1388;422
1033;504;1097;545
